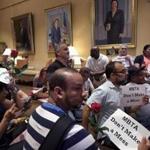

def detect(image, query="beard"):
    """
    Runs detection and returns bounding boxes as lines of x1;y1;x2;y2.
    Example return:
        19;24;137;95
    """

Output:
118;79;127;85
65;95;82;110
115;74;127;86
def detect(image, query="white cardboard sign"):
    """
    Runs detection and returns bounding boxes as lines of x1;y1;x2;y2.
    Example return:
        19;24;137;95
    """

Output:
121;85;146;107
101;109;150;150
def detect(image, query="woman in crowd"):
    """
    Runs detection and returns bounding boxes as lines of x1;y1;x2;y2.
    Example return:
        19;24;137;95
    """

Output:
33;68;47;88
33;68;48;99
104;0;124;44
134;44;150;68
0;68;23;139
134;44;150;83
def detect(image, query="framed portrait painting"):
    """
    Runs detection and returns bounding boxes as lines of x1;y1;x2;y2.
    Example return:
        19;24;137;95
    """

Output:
11;13;34;54
46;4;72;52
93;0;137;49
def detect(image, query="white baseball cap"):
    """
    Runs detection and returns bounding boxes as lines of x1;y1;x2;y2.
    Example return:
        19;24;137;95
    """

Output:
0;68;10;84
2;48;11;56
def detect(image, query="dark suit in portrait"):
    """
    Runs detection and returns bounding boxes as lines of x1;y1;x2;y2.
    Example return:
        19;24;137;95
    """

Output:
104;9;124;44
51;26;61;47
16;21;31;51
19;26;31;50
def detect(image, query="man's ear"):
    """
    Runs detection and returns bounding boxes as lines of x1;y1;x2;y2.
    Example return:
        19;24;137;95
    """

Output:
110;72;114;78
54;86;64;99
56;51;60;57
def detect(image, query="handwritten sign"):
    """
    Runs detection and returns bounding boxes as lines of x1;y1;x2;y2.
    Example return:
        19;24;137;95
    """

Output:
101;109;150;150
121;84;146;107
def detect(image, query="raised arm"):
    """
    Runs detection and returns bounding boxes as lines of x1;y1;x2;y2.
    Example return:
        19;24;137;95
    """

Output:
0;104;18;138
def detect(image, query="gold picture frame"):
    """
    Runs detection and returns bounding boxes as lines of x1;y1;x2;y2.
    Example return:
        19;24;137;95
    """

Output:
11;13;34;54
92;0;137;49
45;4;72;52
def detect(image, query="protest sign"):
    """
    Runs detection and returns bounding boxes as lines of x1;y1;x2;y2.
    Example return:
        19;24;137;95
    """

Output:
121;84;146;107
101;109;150;150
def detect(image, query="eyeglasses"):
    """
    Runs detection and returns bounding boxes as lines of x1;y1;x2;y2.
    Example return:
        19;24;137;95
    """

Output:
145;48;150;52
63;48;68;51
113;69;127;75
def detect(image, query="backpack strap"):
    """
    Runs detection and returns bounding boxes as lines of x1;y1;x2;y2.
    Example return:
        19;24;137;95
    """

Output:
39;115;75;150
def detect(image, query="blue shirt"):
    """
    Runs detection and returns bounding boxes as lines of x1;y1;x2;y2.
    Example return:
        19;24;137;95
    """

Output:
23;102;98;150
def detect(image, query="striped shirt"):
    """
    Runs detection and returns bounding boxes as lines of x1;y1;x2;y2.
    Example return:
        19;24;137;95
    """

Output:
23;102;98;150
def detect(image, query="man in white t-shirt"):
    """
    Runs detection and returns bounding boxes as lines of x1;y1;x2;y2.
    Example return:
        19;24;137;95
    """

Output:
113;44;133;68
125;66;150;130
86;47;109;87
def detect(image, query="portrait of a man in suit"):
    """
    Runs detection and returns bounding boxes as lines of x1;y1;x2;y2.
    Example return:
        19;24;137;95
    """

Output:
12;13;34;53
50;18;61;48
47;4;72;52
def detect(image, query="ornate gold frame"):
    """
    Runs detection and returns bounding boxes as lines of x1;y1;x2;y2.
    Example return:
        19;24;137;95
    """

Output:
45;3;72;52
92;0;137;50
11;13;34;54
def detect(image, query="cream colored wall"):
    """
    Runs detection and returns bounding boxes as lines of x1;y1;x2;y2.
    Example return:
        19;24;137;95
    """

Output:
136;0;150;55
0;0;150;69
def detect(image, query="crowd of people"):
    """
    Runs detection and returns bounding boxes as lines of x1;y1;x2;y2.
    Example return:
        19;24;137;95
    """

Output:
0;43;150;150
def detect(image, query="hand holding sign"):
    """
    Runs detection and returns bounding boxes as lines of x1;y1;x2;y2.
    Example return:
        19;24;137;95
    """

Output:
142;95;149;105
130;95;149;113
101;109;150;150
138;137;150;150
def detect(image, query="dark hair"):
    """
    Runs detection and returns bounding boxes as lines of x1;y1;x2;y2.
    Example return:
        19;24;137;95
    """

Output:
105;61;122;79
143;44;150;53
128;66;145;82
111;0;119;7
0;82;7;93
90;47;100;59
52;18;59;27
39;68;47;79
79;67;90;75
48;68;79;91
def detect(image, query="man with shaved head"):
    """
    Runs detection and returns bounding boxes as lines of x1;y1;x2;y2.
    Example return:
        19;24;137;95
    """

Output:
24;68;99;150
